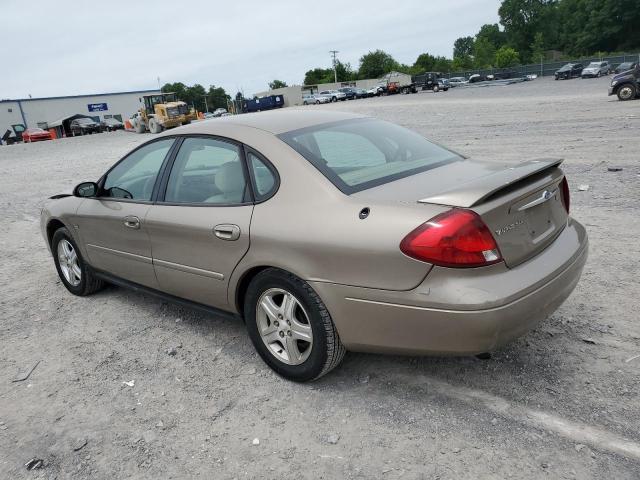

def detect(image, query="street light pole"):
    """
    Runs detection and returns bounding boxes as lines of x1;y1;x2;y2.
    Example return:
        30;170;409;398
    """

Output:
330;50;339;83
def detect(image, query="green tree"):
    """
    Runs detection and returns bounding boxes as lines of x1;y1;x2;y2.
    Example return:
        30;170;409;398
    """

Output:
303;67;333;85
413;53;437;72
268;80;288;89
161;82;188;100
186;84;206;110
473;37;496;68
494;46;520;68
498;0;556;62
476;24;507;49
453;36;474;59
358;50;399;79
335;61;356;82
432;56;453;73
530;32;546;62
206;85;230;110
451;55;473;71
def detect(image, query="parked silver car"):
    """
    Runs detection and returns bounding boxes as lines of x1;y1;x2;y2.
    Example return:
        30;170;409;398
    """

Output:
319;90;346;102
581;61;611;78
303;94;330;105
448;77;468;87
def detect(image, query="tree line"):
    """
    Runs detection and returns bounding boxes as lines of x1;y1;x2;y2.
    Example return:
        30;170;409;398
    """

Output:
163;0;639;102
453;0;639;70
161;82;231;112
299;0;639;84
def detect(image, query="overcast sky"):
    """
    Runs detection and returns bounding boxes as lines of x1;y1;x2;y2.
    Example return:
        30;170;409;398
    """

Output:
2;0;500;100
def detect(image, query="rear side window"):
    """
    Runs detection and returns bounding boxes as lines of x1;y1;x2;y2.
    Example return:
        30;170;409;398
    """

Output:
247;151;278;200
278;118;462;194
164;137;248;204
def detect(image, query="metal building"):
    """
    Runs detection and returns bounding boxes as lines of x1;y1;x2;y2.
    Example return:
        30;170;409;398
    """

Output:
0;89;160;139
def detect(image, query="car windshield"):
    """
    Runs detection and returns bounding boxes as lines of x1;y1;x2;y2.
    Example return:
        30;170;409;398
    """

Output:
559;64;574;71
278;118;463;194
587;62;600;68
76;118;93;124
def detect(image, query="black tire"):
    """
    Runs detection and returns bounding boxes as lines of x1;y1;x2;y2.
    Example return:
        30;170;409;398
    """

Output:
617;83;636;101
244;268;346;382
51;227;104;296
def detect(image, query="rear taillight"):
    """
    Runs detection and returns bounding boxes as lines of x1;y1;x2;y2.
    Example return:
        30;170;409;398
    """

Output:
400;209;502;268
560;176;570;213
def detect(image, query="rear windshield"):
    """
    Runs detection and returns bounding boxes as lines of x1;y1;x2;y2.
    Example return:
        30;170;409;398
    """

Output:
278;118;462;194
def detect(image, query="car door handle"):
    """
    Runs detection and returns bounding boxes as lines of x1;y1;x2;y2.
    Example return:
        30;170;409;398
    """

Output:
123;215;141;229
213;224;240;241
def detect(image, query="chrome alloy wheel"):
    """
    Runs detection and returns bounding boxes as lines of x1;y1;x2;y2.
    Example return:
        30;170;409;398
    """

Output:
57;239;81;286
256;288;313;365
619;86;633;100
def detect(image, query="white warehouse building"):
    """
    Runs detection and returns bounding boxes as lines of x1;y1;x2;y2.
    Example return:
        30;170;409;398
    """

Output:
0;89;160;139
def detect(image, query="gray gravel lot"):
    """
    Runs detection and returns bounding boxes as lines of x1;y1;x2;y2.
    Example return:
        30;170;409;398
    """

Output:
1;76;639;479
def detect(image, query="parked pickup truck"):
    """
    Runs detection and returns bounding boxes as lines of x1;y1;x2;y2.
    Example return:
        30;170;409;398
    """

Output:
609;64;640;101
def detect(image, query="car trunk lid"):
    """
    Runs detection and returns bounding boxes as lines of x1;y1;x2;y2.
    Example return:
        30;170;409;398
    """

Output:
352;158;568;268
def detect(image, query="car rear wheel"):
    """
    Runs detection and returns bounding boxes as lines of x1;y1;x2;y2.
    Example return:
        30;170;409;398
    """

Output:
617;84;636;101
51;227;104;296
244;268;346;382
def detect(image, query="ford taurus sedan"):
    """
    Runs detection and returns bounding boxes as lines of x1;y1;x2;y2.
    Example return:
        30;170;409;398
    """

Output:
40;111;588;381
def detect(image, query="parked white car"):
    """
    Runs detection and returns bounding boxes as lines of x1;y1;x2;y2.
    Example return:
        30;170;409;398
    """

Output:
366;85;384;96
319;90;346;102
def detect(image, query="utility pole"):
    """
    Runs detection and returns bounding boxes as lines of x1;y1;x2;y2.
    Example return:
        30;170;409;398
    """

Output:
202;95;209;113
330;50;339;83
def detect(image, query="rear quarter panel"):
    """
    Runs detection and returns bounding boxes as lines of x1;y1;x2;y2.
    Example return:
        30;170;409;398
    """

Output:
227;132;447;307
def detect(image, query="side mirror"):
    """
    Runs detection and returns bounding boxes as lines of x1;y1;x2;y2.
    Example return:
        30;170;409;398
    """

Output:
73;181;98;197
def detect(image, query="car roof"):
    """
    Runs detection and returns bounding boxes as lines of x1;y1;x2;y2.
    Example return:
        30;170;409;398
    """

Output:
169;110;366;135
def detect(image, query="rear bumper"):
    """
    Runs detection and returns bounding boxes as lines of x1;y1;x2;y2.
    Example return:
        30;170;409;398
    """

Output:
310;219;588;355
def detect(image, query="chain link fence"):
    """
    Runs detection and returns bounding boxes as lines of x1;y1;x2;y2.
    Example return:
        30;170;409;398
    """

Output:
444;52;640;79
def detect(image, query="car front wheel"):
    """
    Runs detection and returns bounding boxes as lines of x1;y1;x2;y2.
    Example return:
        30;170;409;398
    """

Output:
617;84;636;101
51;227;104;296
244;268;346;382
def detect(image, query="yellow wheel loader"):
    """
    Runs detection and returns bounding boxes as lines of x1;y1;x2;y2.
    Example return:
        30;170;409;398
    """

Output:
133;93;198;134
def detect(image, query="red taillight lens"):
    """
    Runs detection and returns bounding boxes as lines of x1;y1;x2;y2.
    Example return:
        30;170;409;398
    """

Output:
560;176;570;213
400;209;502;268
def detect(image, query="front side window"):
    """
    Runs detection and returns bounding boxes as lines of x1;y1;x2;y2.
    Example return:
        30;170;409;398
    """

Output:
102;139;174;201
278;118;462;194
164;137;248;204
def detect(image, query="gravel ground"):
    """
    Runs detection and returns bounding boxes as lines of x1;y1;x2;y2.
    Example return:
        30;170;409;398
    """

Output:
1;76;639;479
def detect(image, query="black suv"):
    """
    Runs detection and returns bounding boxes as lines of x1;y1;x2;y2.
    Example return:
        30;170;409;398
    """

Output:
555;63;583;80
609;64;640;101
337;87;358;100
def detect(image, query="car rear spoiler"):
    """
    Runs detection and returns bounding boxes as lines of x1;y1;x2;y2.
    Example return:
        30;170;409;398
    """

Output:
418;158;564;208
